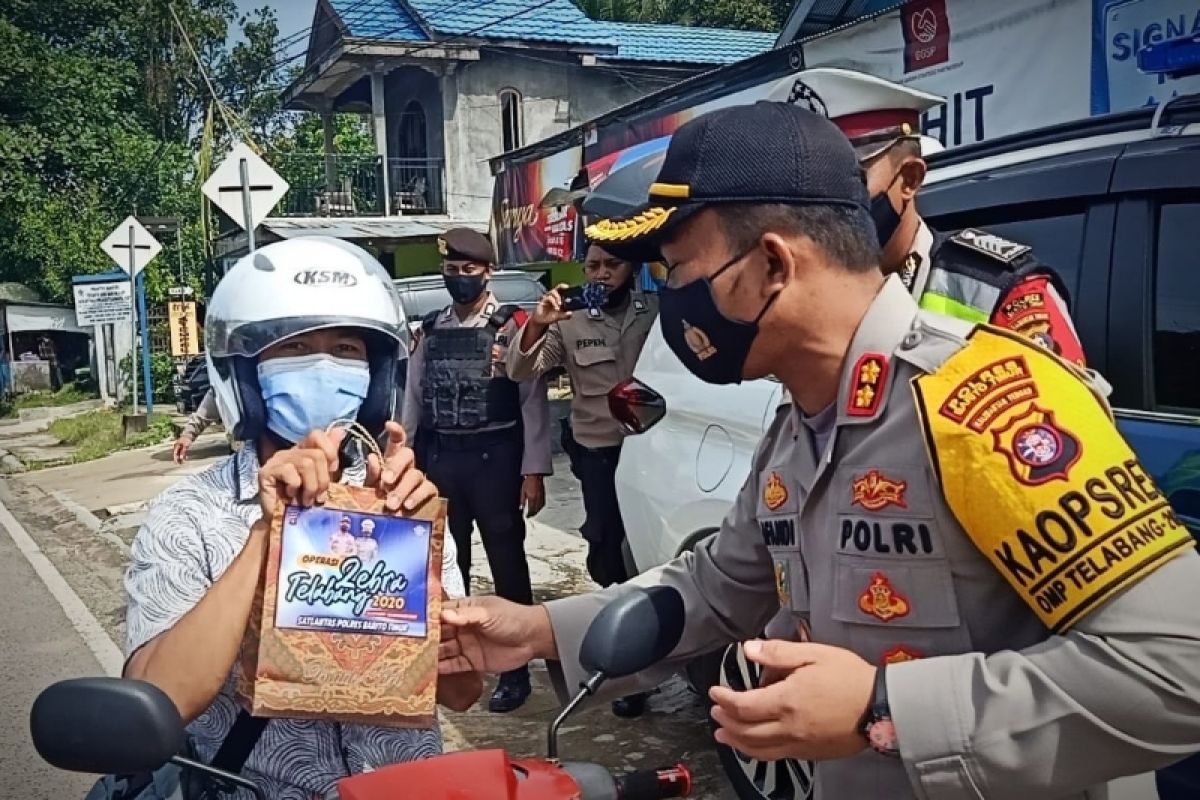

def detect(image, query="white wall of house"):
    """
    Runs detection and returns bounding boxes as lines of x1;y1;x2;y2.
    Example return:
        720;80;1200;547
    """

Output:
426;51;670;220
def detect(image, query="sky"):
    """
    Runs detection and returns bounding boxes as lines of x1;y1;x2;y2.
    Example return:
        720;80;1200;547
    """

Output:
233;0;317;60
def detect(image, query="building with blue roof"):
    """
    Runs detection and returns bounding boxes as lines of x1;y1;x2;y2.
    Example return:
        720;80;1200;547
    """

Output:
274;0;773;263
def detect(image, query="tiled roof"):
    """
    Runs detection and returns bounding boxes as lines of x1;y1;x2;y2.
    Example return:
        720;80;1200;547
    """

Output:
407;0;606;47
328;0;427;41
603;22;775;64
324;0;773;64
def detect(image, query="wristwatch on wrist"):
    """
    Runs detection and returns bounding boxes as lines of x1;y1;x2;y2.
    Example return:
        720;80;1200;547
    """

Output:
861;666;900;758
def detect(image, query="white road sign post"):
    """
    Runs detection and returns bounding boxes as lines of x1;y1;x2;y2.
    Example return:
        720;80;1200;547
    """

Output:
201;142;289;253
101;216;161;415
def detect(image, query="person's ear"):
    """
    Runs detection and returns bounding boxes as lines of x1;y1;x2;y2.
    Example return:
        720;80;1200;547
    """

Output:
759;232;799;301
897;157;927;200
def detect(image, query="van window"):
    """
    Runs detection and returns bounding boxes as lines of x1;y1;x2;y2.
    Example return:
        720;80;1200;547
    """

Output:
1153;203;1200;412
928;211;1088;301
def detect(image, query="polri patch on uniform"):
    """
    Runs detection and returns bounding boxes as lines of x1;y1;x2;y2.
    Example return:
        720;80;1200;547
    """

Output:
950;228;1032;264
858;572;910;622
881;645;923;665
847;353;888;417
763;471;789;511
912;326;1194;633
851;469;908;511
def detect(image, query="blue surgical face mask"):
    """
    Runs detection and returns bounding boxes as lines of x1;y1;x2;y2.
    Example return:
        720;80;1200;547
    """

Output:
256;354;371;444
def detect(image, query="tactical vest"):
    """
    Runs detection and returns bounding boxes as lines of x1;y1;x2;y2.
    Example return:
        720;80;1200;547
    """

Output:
917;228;1072;324
420;305;522;433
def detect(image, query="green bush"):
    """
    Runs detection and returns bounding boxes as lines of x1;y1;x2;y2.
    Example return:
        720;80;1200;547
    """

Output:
119;349;178;405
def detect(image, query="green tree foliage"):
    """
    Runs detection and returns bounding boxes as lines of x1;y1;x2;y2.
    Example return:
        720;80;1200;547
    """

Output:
0;0;284;302
574;0;789;31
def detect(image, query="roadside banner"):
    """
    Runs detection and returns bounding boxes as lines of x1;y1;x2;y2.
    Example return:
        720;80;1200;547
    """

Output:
492;147;582;266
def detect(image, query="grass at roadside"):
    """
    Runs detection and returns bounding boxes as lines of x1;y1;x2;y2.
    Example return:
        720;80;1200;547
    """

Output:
44;409;174;465
1;385;97;417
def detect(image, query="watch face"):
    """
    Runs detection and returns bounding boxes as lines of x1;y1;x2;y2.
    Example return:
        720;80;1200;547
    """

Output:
868;718;899;756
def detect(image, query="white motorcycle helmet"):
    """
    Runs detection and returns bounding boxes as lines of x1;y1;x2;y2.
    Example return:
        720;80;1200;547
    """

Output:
205;236;408;442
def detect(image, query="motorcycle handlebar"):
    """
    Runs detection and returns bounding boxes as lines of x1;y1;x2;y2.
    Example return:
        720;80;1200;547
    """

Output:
614;764;692;800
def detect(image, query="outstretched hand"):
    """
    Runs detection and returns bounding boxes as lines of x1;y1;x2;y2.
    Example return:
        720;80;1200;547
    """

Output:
439;596;556;675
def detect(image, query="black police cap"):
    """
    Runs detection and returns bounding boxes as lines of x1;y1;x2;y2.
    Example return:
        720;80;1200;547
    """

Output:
439;228;494;264
585;102;870;263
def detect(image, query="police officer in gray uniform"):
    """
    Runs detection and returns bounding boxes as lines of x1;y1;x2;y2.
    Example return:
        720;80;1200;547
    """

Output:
403;228;551;713
440;104;1200;797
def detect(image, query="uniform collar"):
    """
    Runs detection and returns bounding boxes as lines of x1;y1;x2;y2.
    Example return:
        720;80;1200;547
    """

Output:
898;219;935;297
835;274;920;426
443;292;499;325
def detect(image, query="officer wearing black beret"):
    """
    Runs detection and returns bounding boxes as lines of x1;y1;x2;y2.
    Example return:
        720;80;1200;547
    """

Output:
402;227;552;713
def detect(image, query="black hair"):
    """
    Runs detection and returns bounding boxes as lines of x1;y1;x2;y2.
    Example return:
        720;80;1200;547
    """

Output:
714;203;881;273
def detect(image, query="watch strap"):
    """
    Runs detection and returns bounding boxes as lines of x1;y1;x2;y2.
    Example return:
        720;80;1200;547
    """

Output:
864;666;900;757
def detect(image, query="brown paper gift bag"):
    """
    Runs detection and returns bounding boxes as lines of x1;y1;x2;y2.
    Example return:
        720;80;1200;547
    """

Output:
237;483;446;728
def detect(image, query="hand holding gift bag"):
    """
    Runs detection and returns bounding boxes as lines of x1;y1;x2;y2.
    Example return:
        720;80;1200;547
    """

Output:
238;421;446;728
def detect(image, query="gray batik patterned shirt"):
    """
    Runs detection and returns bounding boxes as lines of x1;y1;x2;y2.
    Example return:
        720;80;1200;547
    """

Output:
125;442;466;799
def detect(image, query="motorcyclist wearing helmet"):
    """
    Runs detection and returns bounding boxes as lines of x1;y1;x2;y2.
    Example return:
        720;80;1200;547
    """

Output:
123;237;481;798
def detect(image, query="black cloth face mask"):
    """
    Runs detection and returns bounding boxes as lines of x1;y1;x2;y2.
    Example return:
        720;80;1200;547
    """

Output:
444;274;487;305
869;170;910;249
658;249;777;386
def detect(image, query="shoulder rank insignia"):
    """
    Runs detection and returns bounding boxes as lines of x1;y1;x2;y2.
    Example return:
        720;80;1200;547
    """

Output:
847;353;889;417
950;228;1032;264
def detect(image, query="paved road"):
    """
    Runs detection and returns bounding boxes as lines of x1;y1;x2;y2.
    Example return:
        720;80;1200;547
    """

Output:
0;522;108;798
0;436;1163;800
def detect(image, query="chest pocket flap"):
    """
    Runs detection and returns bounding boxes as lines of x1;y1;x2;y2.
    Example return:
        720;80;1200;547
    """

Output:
572;345;618;395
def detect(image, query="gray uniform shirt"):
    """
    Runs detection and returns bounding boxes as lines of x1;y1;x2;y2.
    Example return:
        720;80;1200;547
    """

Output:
402;293;552;476
181;388;220;441
542;276;1200;799
507;291;658;449
125;444;466;799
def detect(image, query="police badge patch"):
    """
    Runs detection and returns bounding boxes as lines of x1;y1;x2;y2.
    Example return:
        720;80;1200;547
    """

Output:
992;405;1081;486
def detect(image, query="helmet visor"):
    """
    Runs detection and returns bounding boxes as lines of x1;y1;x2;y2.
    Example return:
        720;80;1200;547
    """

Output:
206;315;408;360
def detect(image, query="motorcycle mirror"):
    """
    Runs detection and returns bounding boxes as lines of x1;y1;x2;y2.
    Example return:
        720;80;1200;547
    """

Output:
30;678;184;775
579;585;686;678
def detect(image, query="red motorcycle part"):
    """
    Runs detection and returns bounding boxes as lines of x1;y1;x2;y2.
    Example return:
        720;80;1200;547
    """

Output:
337;749;583;800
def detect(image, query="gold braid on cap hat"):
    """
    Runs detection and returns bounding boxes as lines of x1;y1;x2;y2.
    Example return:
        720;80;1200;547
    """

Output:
585;206;677;243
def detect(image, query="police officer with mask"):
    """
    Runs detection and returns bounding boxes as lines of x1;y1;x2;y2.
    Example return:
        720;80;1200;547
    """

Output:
440;102;1200;799
772;68;1087;366
403;228;551;713
506;242;657;718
